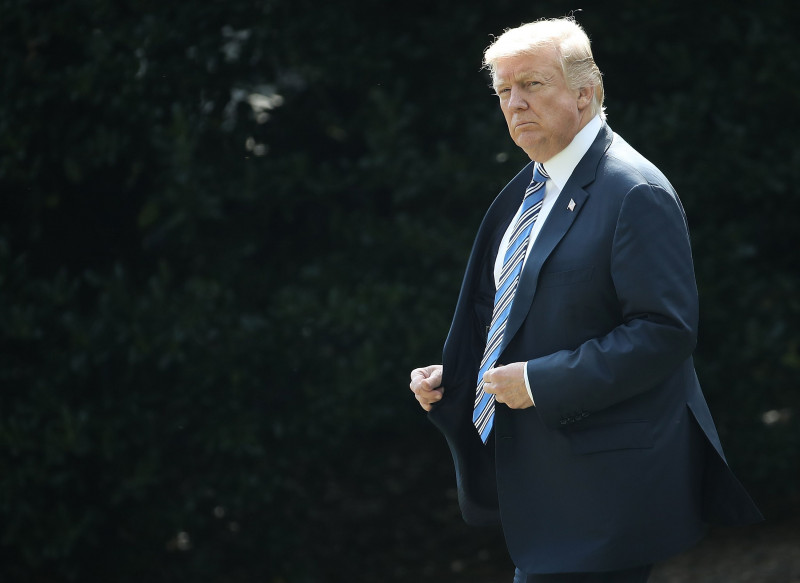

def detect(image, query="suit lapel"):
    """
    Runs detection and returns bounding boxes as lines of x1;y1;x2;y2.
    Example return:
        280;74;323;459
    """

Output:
442;161;533;385
499;124;613;358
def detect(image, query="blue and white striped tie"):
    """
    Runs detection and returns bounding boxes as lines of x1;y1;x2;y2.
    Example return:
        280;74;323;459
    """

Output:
473;163;548;443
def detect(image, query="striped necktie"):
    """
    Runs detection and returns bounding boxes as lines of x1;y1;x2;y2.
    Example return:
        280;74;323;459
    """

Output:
473;163;549;443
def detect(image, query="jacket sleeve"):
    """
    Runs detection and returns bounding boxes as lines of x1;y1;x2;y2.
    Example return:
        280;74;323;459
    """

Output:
527;183;699;429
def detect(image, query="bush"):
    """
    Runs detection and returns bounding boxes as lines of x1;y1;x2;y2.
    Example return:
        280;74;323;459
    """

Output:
1;0;797;581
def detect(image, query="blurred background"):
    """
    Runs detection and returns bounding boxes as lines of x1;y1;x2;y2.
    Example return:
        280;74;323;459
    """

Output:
1;0;798;581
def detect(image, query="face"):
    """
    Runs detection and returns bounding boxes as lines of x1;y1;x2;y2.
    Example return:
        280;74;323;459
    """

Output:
493;47;593;162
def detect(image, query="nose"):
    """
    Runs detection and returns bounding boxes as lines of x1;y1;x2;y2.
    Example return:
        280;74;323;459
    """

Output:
508;85;528;110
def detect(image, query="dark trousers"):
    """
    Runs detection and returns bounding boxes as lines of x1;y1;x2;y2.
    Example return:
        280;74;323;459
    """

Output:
513;564;652;583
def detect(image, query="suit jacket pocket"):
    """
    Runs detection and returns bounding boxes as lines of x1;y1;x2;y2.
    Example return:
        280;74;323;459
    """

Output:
567;420;654;454
538;265;594;288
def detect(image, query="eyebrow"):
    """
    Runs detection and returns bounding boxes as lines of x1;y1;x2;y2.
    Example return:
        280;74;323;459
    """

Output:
494;70;542;87
493;70;554;90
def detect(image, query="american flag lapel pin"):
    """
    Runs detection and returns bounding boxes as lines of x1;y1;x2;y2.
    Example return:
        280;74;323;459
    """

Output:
567;198;576;212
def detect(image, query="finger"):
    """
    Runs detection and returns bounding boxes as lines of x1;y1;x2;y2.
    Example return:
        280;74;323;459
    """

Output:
410;378;436;395
419;388;444;403
421;388;444;402
427;365;443;385
410;368;428;383
410;365;441;386
413;364;439;378
482;372;496;394
409;370;431;393
417;377;442;394
414;390;433;411
415;389;443;411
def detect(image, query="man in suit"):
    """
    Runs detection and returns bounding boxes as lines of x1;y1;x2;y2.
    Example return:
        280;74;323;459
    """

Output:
409;17;762;583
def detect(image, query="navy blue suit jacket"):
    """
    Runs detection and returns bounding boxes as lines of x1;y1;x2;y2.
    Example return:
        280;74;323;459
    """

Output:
429;124;762;574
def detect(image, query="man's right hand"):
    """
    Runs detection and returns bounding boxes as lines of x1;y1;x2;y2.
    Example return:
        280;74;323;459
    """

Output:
409;364;444;411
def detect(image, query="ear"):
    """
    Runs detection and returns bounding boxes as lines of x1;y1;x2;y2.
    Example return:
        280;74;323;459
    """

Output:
576;86;594;110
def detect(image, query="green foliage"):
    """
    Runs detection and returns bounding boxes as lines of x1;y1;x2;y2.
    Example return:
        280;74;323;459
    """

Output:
1;0;798;581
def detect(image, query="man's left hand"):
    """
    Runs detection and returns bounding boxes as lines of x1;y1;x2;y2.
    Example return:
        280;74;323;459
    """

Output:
483;362;533;409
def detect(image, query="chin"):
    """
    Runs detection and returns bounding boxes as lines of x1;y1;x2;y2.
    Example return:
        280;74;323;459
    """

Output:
514;135;543;153
517;143;548;162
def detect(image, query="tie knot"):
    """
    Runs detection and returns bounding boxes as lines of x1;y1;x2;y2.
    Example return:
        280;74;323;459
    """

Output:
533;163;549;184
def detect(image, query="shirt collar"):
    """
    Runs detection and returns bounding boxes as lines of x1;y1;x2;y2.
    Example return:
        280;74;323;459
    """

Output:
541;115;602;190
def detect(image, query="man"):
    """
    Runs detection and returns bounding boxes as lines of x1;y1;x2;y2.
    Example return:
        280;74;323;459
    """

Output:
409;17;762;583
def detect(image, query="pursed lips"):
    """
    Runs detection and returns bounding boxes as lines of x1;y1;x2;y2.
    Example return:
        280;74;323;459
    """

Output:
514;120;537;131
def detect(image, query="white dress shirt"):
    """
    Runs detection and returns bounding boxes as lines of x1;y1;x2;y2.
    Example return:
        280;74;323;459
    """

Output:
492;115;603;404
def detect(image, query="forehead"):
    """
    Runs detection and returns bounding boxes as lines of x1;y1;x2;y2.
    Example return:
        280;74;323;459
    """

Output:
493;47;561;84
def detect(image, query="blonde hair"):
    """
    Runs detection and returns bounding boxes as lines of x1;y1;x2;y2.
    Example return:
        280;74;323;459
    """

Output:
483;17;606;120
